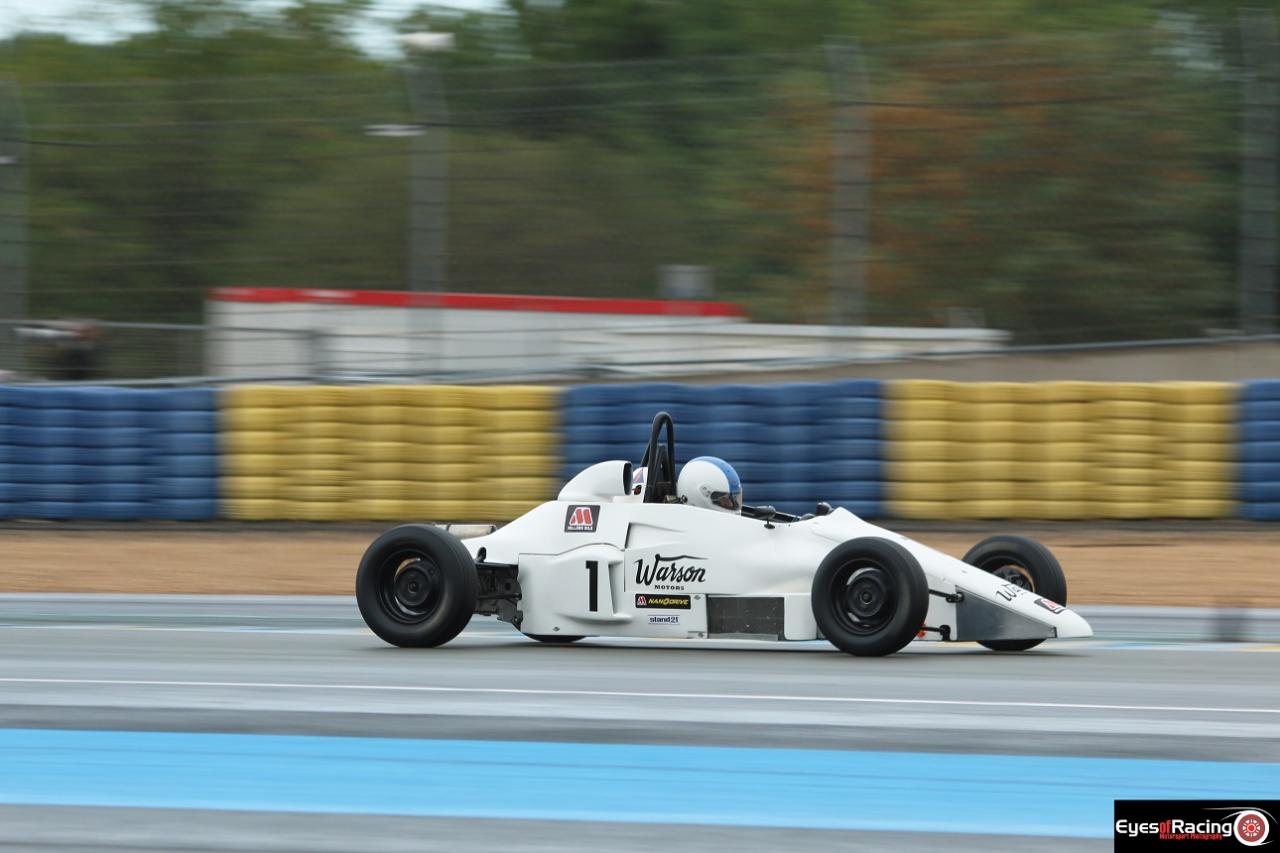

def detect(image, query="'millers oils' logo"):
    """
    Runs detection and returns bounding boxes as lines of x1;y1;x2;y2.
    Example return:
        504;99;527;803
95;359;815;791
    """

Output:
564;505;599;533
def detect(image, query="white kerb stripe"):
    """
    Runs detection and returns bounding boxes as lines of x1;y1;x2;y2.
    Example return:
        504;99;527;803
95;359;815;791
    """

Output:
0;677;1276;715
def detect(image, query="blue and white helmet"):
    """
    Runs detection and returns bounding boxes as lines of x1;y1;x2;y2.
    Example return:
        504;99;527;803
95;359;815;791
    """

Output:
677;456;742;513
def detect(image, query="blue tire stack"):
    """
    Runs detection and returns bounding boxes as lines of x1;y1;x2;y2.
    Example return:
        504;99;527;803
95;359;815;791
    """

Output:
148;388;219;520
0;387;152;520
561;383;695;482
727;380;883;517
0;387;219;521
560;380;883;518
1240;380;1280;521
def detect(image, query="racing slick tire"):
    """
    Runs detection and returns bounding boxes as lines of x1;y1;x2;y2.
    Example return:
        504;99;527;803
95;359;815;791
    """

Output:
356;524;478;648
812;537;929;657
962;535;1067;652
524;634;586;644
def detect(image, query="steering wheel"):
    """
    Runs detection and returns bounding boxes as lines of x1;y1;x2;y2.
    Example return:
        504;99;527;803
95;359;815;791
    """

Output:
638;411;677;503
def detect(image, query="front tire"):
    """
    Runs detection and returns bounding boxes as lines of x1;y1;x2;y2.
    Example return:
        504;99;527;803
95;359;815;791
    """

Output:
812;537;929;657
962;535;1067;652
356;524;478;647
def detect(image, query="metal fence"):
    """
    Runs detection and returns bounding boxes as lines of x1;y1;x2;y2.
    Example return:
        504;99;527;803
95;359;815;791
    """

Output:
0;319;315;384
0;19;1277;381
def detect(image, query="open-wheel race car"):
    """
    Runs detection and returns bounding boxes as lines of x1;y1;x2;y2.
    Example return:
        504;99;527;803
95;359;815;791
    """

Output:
356;412;1093;656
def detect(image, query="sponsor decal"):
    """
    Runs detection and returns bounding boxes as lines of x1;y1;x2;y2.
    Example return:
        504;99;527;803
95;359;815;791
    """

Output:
635;594;692;610
564;504;600;533
648;615;680;625
633;554;708;590
1115;801;1276;850
1035;597;1066;614
994;582;1026;602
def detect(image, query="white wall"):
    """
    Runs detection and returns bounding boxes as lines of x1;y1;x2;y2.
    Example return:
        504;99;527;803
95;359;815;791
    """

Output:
205;295;1008;381
206;299;733;380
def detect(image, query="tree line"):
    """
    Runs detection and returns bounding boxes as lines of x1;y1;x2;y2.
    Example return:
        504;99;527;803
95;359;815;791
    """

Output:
0;0;1261;343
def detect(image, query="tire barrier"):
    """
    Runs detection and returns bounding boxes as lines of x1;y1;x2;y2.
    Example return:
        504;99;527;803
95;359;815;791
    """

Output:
2;379;1275;522
885;380;1237;520
0;387;217;520
1240;380;1280;521
562;380;882;517
218;385;559;522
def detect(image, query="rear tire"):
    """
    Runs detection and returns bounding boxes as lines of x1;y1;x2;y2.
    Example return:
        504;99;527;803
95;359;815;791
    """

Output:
356;524;478;648
812;537;929;657
962;535;1067;652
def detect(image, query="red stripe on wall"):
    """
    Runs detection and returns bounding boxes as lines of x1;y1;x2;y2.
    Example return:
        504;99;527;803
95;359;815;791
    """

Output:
208;287;746;318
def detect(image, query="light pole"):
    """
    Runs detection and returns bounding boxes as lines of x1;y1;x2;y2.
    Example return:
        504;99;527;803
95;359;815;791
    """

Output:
401;32;454;378
826;42;870;331
0;80;28;374
402;32;454;297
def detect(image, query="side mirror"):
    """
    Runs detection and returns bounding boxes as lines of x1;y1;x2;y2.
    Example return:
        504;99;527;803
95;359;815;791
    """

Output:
757;505;777;529
815;501;832;516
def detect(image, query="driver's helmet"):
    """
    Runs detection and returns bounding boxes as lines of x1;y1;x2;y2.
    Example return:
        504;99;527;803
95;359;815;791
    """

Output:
630;465;648;495
677;456;742;513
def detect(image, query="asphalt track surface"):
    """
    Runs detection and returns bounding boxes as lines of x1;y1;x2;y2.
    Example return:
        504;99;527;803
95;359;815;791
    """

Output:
1;596;1278;852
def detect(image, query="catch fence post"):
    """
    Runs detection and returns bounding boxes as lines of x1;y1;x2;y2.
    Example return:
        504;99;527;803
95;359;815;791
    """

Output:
826;42;871;331
306;328;331;384
406;64;449;379
1239;9;1279;334
0;80;28;373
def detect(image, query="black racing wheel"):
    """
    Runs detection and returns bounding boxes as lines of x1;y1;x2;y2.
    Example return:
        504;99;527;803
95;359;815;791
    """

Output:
356;524;478;647
962;535;1068;652
812;537;929;657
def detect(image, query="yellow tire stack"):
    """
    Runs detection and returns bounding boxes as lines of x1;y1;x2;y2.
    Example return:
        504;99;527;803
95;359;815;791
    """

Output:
396;385;476;520
885;380;1237;520
467;385;561;521
350;385;418;521
220;385;292;520
886;381;1038;519
1015;381;1092;519
884;380;957;519
220;384;562;521
291;386;368;521
1153;382;1236;518
950;382;1022;519
1087;383;1162;519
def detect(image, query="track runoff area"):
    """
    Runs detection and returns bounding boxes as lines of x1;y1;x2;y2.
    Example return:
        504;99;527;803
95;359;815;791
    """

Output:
0;598;1277;852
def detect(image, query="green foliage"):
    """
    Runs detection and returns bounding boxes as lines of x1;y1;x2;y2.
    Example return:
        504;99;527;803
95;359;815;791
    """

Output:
2;3;399;321
864;33;1238;341
0;0;1256;343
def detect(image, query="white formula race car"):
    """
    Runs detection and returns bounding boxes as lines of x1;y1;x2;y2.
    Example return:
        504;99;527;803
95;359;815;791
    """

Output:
356;413;1092;656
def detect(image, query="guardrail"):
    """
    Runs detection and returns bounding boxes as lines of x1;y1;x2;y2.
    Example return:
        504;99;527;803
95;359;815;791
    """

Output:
6;317;1278;386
